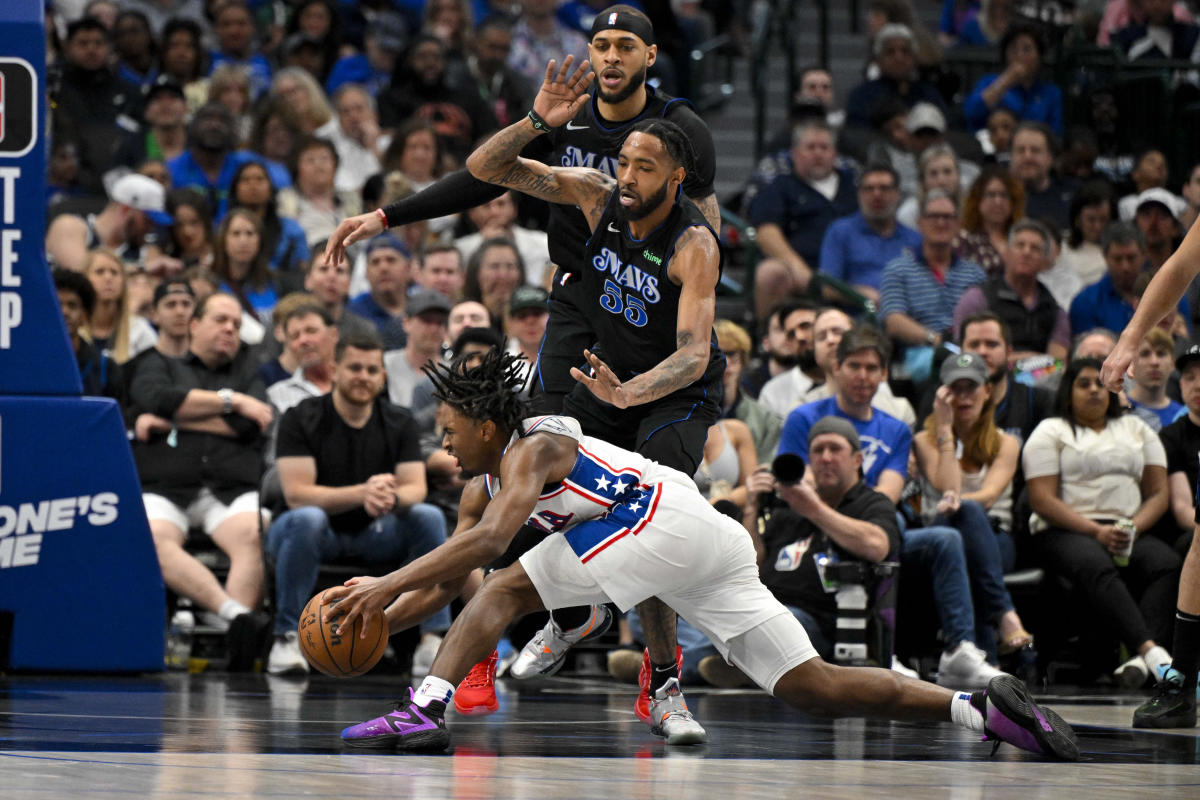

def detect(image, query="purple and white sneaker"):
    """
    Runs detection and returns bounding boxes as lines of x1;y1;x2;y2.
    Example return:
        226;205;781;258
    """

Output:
340;688;450;751
981;675;1079;761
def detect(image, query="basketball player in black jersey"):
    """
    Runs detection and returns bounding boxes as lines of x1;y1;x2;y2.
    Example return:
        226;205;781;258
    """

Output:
322;6;718;735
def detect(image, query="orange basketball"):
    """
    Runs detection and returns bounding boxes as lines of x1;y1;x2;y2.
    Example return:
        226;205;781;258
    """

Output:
298;590;388;677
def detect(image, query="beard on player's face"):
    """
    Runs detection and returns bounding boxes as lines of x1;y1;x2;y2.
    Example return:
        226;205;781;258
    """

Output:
597;63;647;105
615;177;670;222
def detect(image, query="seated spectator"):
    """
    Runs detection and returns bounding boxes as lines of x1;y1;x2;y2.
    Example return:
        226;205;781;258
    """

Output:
797;65;846;132
83;248;158;364
459;16;531;128
864;0;944;78
952;218;1069;364
248;99;304;174
896;141;972;231
1098;0;1195;45
845;24;946;130
416;243;466;302
464;237;526;324
128;292;273;661
741;300;813;400
818;163;921;306
278;136;363;248
384;289;452;406
208;0;272;99
447;299;492;350
284;0;342;84
701;416;900;681
1133;188;1185;272
1159;345;1200;548
938;0;982;46
954;165;1024;277
267;304;339;414
1045;181;1113;308
302;244;376;340
1024;357;1180;686
46;173;172;272
116;76;190;170
157;18;209;113
1070;222;1189;336
913;352;1036;658
1113;0;1200;61
1009;122;1073;231
505;285;549;396
1118;150;1182;222
979;106;1017;164
964;23;1063;135
213;208;280;329
802;307;917;428
229;161;309;273
53;268;123;401
455;191;552;289
166;189;216;269
206;63;254;146
325;13;406;98
714;319;783;464
506;0;589;85
693;414;758;512
269;67;335;135
1181;162;1200;231
756;303;821;418
880;190;986;378
123;278;196;399
748;119;857;317
1127;327;1185;431
266;328;450;675
380;120;460;238
346;234;414;348
956;0;1012;46
320;84;391;195
257;292;321;388
957;311;1054;443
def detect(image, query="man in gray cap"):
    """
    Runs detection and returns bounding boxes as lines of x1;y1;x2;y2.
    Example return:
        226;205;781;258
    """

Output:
698;414;900;687
384;289;451;407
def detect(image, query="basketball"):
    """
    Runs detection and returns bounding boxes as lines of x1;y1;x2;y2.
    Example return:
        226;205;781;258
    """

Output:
298;590;388;677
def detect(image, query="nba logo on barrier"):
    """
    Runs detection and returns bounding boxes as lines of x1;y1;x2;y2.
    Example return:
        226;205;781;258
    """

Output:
0;59;36;157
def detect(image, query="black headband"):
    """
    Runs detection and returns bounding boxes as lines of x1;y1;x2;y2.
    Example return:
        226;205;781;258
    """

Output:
590;10;655;46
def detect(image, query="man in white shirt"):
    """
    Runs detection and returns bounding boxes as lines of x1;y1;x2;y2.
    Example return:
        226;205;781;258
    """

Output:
384;290;451;407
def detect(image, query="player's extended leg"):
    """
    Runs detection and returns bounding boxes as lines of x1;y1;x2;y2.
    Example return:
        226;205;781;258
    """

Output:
1134;523;1200;727
340;563;546;751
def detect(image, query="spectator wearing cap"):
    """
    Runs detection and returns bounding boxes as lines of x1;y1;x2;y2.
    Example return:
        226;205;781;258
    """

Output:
383;289;452;407
267;304;340;414
748;119;858;317
277;136;363;247
1070;222;1190;336
317;85;393;195
116;75;190;169
1159;345;1200;546
53;17;144;196
208;0;272;99
1117;151;1182;223
1008;122;1073;231
168;103;287;219
506;285;549;396
818;162;920;306
964;22;1063;135
325;13;406;98
952;218;1069;364
1132;187;1185;272
844;24;946;130
455;191;552;288
347;234;414;344
46;173;173;272
1127;327;1185;432
53;267;124;402
124;277;197;423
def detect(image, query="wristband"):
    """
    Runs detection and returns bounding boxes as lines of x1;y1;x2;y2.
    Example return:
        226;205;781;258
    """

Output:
376;207;389;229
527;108;555;132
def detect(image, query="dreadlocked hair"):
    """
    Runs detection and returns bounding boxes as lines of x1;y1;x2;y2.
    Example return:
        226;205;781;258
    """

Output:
422;348;530;434
630;118;695;177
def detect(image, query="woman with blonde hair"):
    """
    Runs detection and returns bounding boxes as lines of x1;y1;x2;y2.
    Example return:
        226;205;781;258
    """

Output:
270;67;334;134
955;165;1025;275
83;248;157;364
897;143;968;229
207;64;254;145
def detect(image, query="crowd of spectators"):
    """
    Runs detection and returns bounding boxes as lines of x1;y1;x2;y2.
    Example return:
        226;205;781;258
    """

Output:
41;0;1199;692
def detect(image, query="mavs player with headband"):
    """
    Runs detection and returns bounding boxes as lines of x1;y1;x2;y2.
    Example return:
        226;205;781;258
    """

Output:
326;350;1080;760
322;6;720;737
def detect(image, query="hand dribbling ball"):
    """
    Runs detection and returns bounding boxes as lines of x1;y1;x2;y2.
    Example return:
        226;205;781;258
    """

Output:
298;590;387;677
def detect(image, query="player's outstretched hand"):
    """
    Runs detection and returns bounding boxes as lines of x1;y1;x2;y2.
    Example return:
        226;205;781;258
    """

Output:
321;575;392;639
1101;337;1136;392
532;56;595;128
571;348;629;408
324;211;385;268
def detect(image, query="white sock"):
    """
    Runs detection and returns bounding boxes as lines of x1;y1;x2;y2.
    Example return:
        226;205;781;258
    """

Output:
412;676;455;708
1144;645;1172;678
218;599;251;622
950;691;985;734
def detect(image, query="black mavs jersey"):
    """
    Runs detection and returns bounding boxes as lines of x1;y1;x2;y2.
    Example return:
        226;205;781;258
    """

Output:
582;190;725;387
527;87;717;274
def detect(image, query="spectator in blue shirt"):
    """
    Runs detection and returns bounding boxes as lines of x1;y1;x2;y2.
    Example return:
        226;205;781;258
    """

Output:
964;22;1063;134
748;118;858;318
1128;327;1186;431
347;235;415;350
325;13;407;97
845;24;946;130
819;162;922;306
209;0;273;99
1070;222;1190;336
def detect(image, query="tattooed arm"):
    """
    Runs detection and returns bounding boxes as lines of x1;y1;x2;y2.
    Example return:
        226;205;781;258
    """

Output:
689;192;722;232
571;226;719;408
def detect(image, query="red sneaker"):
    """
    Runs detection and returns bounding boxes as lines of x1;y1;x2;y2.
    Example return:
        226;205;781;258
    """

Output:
454;649;499;716
634;645;683;722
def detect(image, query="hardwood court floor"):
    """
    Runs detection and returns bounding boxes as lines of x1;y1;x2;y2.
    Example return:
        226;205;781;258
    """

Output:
2;672;1198;799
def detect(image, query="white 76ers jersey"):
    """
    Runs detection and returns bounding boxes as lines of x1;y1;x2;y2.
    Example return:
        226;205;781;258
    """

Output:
482;416;696;558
